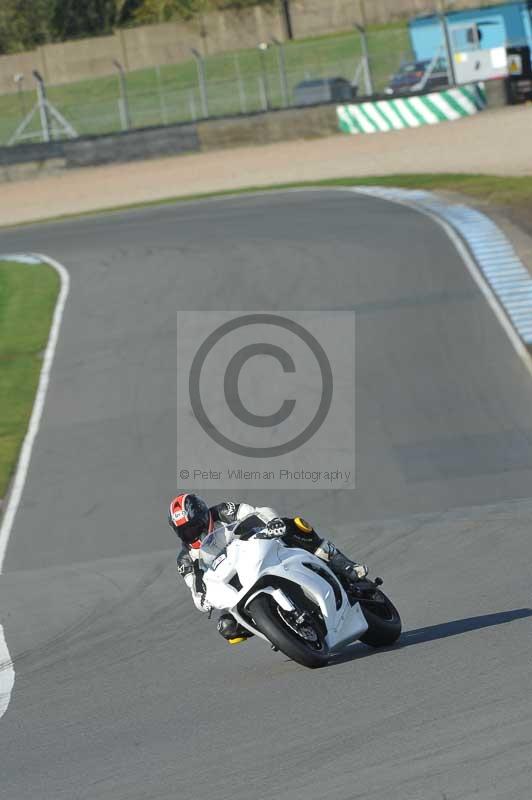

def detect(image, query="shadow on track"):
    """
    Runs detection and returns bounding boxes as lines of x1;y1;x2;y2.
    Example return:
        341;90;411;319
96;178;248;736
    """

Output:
329;608;532;667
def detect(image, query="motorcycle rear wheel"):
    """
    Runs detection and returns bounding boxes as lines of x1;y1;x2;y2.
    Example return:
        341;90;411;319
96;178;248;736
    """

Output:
358;589;401;647
249;595;329;669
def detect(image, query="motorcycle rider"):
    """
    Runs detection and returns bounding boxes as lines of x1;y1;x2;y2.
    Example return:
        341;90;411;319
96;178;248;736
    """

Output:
169;493;368;644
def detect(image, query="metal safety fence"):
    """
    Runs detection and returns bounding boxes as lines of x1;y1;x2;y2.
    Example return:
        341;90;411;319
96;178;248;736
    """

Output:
2;28;413;146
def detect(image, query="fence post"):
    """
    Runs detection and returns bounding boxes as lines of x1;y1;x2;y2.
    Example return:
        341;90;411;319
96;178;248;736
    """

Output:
257;42;271;110
354;24;373;96
188;90;197;122
436;12;456;86
14;74;27;120
191;48;209;118
117;28;130;72
258;76;268;111
272;38;289;107
155;66;168;125
234;53;247;114
280;0;294;40
113;60;131;130
34;71;52;142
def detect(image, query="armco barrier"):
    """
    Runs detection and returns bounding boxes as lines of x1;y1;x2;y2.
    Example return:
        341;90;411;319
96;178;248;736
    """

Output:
337;84;487;134
64;124;199;168
0;86;491;184
0;122;200;182
0;140;67;182
0;104;337;183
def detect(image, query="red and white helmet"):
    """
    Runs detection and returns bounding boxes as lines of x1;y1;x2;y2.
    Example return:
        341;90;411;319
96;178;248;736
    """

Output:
168;493;212;547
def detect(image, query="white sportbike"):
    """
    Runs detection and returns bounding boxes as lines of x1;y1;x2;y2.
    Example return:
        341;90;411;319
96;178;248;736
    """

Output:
201;518;401;668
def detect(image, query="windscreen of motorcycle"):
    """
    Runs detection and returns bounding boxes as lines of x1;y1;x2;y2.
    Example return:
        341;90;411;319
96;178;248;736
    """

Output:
198;525;232;567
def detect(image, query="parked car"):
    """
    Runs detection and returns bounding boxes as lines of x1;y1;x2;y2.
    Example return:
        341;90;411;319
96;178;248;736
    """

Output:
293;77;356;106
385;59;449;95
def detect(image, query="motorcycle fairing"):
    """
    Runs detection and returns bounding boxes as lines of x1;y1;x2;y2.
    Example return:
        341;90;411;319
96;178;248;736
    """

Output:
204;537;368;651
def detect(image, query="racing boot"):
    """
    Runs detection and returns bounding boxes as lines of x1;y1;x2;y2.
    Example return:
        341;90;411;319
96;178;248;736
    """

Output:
217;613;252;645
315;540;368;587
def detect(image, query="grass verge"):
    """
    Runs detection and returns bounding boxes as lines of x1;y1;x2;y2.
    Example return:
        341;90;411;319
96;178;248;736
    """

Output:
321;174;532;208
8;174;532;229
0;259;59;499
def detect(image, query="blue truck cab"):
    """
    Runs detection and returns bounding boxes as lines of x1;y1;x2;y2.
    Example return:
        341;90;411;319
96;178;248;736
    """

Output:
409;1;532;99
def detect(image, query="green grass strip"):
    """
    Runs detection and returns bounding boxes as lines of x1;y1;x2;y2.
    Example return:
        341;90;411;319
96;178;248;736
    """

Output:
0;259;59;499
4;174;532;229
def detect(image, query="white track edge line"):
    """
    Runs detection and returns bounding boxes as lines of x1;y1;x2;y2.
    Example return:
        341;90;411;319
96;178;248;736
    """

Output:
0;624;14;718
350;188;532;379
0;252;69;721
0;253;70;572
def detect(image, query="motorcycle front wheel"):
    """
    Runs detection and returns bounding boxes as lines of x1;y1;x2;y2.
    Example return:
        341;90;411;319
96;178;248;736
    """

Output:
358;589;401;647
249;594;329;669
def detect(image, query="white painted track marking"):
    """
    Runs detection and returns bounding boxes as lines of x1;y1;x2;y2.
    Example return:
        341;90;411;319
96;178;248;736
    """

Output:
0;626;15;718
0;253;70;720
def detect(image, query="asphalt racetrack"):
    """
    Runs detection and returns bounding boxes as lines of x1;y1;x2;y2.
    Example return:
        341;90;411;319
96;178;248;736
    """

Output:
1;191;531;799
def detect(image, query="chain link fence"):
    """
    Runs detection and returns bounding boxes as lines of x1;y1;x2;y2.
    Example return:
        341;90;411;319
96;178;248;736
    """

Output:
1;28;414;146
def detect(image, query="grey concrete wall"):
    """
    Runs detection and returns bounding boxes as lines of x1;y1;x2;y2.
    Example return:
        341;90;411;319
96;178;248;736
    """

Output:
0;156;66;183
0;140;65;182
0;6;281;93
0;103;340;183
197;104;338;151
484;78;509;109
0;122;200;181
62;123;199;168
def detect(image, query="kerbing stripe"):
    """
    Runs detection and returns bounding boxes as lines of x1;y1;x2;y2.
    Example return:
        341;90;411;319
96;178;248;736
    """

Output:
348;105;374;133
376;100;404;129
393;98;421;127
460;85;484;110
363;103;391;132
336;106;355;133
428;93;462;121
357;103;380;132
419;95;448;122
409;96;439;125
389;100;410;127
439;91;469;117
450;89;477;115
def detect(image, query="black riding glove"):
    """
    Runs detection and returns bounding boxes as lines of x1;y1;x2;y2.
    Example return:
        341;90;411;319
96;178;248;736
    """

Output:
264;518;287;538
218;501;237;522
